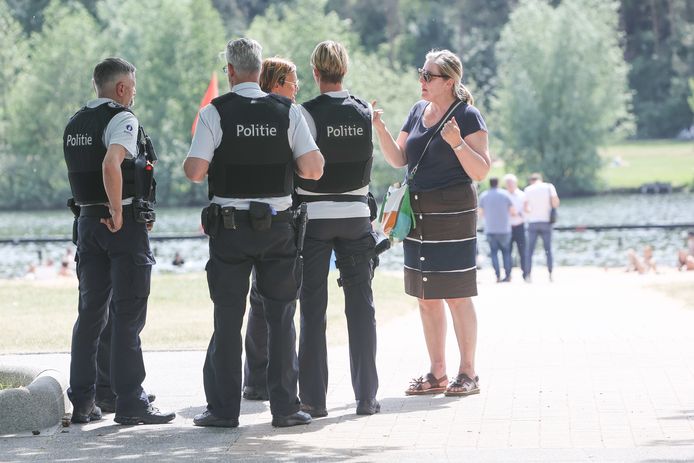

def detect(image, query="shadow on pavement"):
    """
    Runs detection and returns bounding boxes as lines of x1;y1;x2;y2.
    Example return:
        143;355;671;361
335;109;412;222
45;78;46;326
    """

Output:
1;396;450;462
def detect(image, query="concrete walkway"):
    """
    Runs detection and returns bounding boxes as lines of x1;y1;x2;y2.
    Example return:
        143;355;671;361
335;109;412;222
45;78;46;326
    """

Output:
1;267;694;462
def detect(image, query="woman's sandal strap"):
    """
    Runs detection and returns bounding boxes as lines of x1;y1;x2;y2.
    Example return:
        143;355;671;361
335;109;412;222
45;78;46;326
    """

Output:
447;373;479;392
408;373;448;391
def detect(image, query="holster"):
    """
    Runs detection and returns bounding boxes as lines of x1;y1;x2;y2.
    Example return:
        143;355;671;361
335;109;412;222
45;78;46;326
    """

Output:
67;198;80;245
367;192;378;222
132;198;156;224
334;232;391;287
293;202;308;254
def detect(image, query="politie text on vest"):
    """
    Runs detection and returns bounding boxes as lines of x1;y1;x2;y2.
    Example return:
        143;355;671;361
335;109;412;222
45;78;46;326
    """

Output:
236;123;277;137
66;133;93;146
326;124;364;138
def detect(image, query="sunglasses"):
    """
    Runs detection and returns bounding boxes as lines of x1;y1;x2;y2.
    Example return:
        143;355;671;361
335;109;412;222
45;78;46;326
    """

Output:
418;68;448;83
282;79;300;90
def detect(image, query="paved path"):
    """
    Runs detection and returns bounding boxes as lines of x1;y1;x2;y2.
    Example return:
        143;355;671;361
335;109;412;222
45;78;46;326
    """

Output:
1;267;694;462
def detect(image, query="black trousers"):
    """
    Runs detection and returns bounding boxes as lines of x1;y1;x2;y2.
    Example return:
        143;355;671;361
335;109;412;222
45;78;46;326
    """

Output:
300;217;378;407
68;213;152;414
203;219;301;419
243;217;379;407
95;300;116;402
243;273;268;395
511;224;528;278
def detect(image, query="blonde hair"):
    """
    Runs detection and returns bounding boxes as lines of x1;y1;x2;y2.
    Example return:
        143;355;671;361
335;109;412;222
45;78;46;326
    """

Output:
425;49;474;105
310;40;348;84
259;57;296;93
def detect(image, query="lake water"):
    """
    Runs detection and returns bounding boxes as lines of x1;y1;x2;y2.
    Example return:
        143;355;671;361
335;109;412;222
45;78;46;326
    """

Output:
1;192;692;278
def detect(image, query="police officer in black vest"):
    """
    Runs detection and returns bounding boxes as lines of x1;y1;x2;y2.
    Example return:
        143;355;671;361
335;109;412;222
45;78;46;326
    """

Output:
63;57;175;425
184;38;324;428
295;41;382;417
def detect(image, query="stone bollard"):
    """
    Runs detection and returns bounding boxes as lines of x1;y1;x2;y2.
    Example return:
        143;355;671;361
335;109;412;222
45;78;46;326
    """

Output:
0;365;70;436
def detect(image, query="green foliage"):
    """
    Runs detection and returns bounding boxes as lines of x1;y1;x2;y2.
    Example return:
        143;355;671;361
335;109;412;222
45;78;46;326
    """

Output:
3;0;225;209
0;1;27;149
621;0;694;138
493;0;633;194
248;0;420;197
5;1;105;209
0;0;690;209
97;0;226;205
689;79;694;114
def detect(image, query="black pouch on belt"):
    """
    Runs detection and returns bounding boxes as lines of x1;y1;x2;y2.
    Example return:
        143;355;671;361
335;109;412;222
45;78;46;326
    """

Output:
249;201;273;231
202;204;220;238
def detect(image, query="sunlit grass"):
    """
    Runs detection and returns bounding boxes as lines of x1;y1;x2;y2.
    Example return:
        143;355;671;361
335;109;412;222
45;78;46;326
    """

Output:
486;139;694;191
0;271;414;353
599;139;694;189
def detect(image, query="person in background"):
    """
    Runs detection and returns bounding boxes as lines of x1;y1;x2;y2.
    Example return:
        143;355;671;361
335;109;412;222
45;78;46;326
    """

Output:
524;173;560;282
503;173;528;280
677;231;694;271
626;245;658;274
172;252;185;267
478;177;515;282
243;56;300;403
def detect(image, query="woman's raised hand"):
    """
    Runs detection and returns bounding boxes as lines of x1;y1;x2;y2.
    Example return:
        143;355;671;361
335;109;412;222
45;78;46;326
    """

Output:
371;100;386;131
441;116;463;149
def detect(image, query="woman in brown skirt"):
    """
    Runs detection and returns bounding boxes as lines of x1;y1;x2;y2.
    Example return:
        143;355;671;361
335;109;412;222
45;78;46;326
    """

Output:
372;49;490;396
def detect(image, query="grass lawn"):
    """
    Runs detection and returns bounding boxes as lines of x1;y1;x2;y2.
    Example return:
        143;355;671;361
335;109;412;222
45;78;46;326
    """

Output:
599;139;694;189
486;139;693;191
0;271;415;354
651;280;694;311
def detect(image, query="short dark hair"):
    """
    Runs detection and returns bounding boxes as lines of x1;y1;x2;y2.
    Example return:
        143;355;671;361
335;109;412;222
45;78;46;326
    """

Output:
489;177;499;188
93;57;136;91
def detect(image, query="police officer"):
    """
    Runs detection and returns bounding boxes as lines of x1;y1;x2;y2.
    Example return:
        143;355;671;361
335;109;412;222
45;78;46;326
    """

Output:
184;38;324;428
296;41;382;417
242;57;300;402
63;57;175;425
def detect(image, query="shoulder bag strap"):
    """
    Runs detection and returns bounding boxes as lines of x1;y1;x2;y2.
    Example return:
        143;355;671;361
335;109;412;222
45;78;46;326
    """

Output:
407;100;463;183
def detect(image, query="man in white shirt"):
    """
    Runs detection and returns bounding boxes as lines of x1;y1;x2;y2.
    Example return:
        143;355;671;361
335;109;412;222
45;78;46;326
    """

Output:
523;172;560;281
183;38;324;428
503;173;529;281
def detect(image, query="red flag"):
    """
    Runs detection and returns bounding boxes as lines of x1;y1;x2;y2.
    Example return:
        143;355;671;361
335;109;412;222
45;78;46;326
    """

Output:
191;72;219;135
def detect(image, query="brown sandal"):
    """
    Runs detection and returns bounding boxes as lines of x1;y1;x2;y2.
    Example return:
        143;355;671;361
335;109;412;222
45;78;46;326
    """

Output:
405;373;448;395
444;373;480;396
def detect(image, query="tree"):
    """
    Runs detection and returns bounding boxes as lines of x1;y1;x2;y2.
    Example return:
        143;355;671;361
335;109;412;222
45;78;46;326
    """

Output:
493;0;633;194
5;1;105;209
621;0;694;138
247;0;421;196
97;0;226;205
0;1;29;207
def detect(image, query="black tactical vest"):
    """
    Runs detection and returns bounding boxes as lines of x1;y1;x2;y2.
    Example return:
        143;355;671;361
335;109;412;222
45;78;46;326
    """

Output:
64;102;138;205
208;92;294;199
297;94;373;193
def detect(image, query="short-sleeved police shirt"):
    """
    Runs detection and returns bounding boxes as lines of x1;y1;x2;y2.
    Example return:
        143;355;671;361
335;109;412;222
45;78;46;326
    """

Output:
186;82;318;211
86;98;139;205
298;89;372;220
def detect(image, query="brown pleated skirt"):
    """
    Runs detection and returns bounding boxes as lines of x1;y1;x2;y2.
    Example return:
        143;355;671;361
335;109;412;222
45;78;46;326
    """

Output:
403;182;478;299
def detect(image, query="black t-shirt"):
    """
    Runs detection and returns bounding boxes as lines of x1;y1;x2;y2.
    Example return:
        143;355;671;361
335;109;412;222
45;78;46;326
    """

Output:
401;100;487;192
